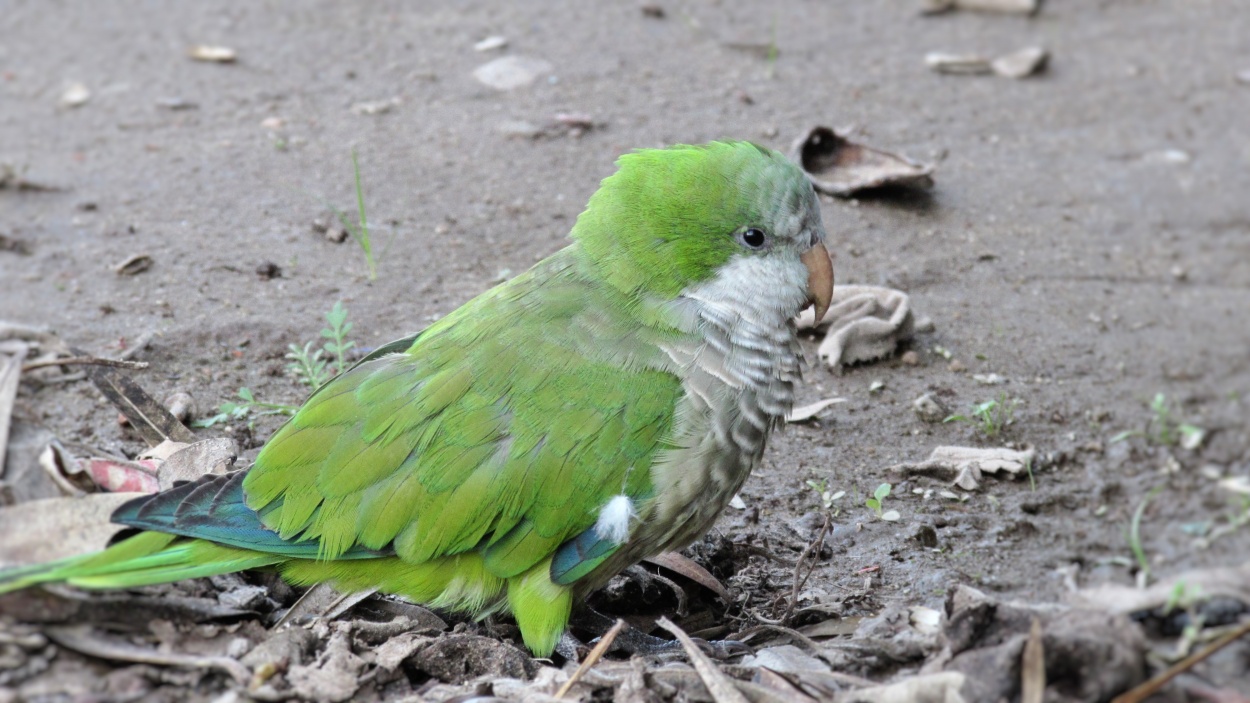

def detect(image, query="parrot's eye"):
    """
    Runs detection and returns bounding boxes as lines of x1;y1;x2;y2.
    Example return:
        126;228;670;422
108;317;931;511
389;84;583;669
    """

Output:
737;227;768;250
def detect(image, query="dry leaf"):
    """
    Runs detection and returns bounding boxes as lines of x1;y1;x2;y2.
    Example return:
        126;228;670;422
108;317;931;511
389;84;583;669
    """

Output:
188;45;237;63
791;126;934;196
785;398;847;423
0;493;146;566
644;552;730;601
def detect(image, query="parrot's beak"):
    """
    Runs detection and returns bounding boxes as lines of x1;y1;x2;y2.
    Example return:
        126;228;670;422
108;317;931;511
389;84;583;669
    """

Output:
800;241;834;324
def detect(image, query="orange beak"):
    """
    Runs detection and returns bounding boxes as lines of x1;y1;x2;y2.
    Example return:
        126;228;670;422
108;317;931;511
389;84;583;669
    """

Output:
800;242;834;323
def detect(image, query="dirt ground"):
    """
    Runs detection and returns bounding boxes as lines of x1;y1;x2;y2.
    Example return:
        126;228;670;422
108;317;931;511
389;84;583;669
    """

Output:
2;1;1249;701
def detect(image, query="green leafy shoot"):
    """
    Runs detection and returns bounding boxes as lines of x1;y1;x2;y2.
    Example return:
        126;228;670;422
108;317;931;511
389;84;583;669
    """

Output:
805;478;846;517
193;387;297;429
285;341;331;388
320;300;356;375
328;150;376;280
1128;486;1164;588
944;393;1018;438
865;483;898;521
1111;393;1205;447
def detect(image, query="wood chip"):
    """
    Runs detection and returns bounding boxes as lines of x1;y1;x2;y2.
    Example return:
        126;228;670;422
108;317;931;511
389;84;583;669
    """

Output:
1021;618;1045;703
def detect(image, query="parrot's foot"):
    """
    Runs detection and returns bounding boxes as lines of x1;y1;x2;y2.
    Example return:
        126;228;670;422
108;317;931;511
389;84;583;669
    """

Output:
569;609;752;660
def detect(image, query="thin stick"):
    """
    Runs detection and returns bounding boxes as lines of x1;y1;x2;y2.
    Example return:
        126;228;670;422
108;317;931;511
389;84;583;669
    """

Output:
1112;618;1250;703
783;513;830;622
555;619;625;699
657;617;750;703
22;356;149;372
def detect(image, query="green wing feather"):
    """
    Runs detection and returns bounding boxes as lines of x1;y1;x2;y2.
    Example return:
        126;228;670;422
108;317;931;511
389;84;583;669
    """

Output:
243;247;682;582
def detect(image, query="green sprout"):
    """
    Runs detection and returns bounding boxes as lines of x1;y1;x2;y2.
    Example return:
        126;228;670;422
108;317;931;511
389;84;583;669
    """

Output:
865;483;898;521
944;393;1019;438
1111;393;1204;447
193;387;297;429
327;150;376;280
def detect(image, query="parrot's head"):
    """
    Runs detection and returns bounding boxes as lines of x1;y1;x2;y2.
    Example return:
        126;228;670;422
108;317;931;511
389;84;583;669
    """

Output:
572;141;833;324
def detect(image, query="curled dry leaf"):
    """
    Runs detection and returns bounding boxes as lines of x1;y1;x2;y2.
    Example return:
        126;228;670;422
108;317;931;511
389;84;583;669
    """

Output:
892;446;1035;491
925;52;993;74
643;551;730;601
991;47;1049;78
785;397;847;423
790;126;934;197
113;253;152;275
794;285;915;370
155;437;238;491
921;0;1040;14
188;45;237;63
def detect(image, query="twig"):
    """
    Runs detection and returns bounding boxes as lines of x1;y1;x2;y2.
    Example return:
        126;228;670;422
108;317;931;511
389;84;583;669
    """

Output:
556;619;625;699
1112;618;1250;703
22;356;149;372
1021;618;1045;703
782;513;830;622
656;617;750;703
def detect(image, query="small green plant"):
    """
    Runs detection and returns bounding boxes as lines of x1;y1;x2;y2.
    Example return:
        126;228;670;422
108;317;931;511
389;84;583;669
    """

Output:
865;482;899;521
1127;486;1164;587
285;301;357;387
805;478;846;516
319;300;356;375
193;387;297;429
944;393;1019;438
1111;393;1204;447
328;150;376;280
285;342;331;388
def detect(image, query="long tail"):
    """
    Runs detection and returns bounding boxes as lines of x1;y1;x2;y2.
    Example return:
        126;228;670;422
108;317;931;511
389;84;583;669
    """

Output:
0;532;283;594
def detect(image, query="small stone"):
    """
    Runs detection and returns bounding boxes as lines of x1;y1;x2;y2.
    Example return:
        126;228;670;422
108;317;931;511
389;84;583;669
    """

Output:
1170;264;1188;281
310;217;328;233
164;392;196;423
60;82;91;108
324;225;349;244
641;3;666;18
901;350;921;366
869;379;886;394
260;116;285;130
913;393;948;423
973;372;1006;385
256;261;282;279
472;56;552;91
948;359;967;372
473;35;508;52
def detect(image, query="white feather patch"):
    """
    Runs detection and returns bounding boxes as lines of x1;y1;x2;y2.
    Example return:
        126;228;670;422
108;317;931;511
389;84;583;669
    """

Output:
593;495;636;545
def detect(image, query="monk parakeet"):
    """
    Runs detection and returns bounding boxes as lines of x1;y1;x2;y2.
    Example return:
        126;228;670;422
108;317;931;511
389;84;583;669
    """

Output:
0;141;833;657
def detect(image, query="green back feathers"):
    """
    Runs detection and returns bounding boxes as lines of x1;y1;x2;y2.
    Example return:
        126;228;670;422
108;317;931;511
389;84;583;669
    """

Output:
571;141;811;299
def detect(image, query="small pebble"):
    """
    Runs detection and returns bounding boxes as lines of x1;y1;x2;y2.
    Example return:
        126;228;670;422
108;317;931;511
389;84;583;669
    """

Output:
255;261;282;280
164;392;196;423
948;359;967;372
641;3;665;17
913;393;949;423
901;350;921;366
325;225;349;244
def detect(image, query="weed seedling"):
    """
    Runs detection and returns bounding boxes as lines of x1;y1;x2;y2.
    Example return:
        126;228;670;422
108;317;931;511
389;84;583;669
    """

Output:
327;150;376;280
319;300;356;375
1111;393;1205;447
1127;486;1164;587
193;387;297;429
805;478;846;517
285;342;331;388
944;393;1019;438
865;482;899;521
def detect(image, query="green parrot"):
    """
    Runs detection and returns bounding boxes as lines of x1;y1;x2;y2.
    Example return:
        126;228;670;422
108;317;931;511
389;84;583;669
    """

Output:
0;141;833;657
